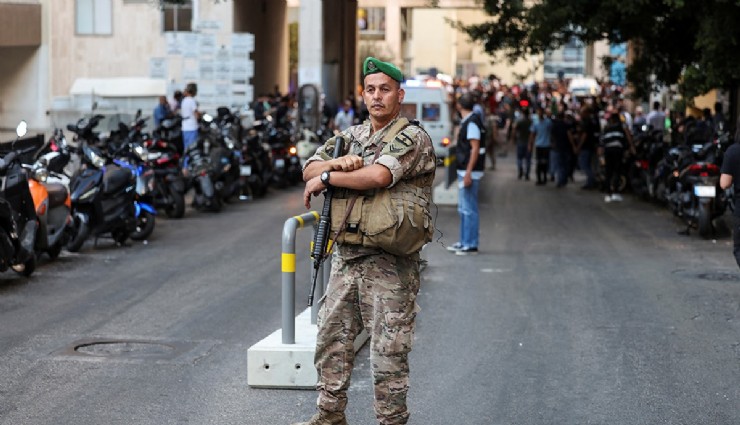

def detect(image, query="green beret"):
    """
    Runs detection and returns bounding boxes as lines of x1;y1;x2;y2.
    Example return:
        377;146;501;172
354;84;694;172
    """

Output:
363;57;404;82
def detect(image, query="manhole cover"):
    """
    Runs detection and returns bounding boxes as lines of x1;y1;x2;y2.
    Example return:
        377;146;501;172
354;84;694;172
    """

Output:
671;269;740;283
696;272;740;282
75;341;176;358
53;338;198;361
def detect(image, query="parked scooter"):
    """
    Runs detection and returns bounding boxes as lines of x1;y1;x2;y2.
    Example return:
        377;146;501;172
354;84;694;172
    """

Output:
112;143;157;241
265;119;301;188
660;141;727;238
185;116;222;212
627;125;666;200
65;121;137;252
238;120;272;199
0;122;41;275
295;124;330;166
24;156;73;259
35;127;80;177
145;120;186;218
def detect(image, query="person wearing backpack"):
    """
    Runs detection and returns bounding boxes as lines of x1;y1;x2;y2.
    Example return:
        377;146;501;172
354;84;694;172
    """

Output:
447;93;486;256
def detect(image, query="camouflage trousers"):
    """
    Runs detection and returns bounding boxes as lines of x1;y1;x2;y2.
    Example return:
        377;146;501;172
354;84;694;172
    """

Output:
315;252;421;425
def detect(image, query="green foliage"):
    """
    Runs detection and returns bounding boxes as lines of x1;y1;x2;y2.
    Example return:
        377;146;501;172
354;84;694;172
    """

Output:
459;0;740;100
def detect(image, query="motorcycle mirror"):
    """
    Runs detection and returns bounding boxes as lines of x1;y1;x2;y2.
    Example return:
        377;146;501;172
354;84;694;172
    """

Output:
16;121;28;138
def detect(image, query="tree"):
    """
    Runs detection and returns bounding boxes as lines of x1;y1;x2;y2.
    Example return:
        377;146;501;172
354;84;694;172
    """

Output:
457;0;740;103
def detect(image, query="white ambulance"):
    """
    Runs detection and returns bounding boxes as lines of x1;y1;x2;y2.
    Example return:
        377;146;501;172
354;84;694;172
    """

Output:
400;80;454;158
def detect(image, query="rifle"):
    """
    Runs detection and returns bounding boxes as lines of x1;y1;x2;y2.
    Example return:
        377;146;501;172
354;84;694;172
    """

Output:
308;136;345;306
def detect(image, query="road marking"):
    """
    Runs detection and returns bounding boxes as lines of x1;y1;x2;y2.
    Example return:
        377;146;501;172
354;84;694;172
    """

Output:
481;268;511;273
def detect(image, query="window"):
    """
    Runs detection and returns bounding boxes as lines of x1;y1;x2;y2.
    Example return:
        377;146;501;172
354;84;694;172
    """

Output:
358;7;385;39
163;0;193;32
76;0;112;35
422;103;441;122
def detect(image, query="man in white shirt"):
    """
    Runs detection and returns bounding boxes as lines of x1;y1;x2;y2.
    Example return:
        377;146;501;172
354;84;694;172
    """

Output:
646;101;666;132
332;99;355;133
180;83;200;151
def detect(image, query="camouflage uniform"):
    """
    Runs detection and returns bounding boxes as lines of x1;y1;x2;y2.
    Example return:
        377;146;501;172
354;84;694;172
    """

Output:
303;116;436;424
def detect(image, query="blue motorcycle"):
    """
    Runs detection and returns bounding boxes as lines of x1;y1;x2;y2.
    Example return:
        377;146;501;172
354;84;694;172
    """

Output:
113;144;157;241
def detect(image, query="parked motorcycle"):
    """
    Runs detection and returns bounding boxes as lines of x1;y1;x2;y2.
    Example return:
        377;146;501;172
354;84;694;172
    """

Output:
185;116;222;212
660;141;727;238
627;126;666;200
25;156;73;259
265;119;301;188
185;114;242;211
145;120;186;218
0;122;41;275
112;145;157;241
238;120;272;199
295;123;331;166
35;127;80;177
65;123;137;252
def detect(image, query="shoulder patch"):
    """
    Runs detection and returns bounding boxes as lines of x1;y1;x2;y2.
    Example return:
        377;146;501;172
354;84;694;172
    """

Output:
381;125;422;156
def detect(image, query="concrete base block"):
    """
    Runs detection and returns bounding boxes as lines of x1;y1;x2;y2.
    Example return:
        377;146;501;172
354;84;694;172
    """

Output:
247;308;368;389
433;182;458;206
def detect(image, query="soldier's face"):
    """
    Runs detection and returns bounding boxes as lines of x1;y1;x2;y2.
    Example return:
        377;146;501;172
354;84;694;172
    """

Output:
362;73;404;123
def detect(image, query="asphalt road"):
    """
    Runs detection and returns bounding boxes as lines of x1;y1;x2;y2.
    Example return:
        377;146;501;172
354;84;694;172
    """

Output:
0;155;738;425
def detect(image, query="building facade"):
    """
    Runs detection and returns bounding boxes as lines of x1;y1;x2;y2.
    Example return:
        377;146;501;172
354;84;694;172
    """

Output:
0;0;286;134
357;0;611;86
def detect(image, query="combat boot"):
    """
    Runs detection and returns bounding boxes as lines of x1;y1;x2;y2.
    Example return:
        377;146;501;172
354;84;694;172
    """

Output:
292;409;348;425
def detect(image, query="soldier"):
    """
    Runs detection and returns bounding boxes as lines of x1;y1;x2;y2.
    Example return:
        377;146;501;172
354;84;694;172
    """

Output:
297;57;436;425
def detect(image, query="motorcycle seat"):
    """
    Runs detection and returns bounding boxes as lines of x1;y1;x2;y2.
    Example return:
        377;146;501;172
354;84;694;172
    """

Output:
45;183;69;208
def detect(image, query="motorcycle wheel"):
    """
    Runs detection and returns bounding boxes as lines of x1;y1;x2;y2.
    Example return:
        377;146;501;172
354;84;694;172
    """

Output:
66;213;90;253
248;175;267;198
209;196;223;212
165;190;186;219
112;229;129;245
698;201;713;239
47;242;63;260
130;210;156;240
0;228;14;272
11;254;36;277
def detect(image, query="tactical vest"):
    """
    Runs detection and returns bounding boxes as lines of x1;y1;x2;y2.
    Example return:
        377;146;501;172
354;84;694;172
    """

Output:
456;113;486;171
327;118;435;256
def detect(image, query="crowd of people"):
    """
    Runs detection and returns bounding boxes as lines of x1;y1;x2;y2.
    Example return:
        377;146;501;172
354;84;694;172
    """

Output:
446;74;730;203
154;73;730;207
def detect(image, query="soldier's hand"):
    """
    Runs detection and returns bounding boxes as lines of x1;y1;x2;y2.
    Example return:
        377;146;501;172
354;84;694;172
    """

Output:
331;155;363;172
303;176;326;209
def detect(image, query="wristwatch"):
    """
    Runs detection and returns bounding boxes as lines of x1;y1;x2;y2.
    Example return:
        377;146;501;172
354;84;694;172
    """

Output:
320;170;332;187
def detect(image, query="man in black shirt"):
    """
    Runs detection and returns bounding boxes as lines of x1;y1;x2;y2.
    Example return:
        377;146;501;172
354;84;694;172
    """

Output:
551;111;575;188
576;106;600;189
720;141;740;268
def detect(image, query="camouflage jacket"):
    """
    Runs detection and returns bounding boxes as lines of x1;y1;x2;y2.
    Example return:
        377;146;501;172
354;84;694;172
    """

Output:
305;116;437;258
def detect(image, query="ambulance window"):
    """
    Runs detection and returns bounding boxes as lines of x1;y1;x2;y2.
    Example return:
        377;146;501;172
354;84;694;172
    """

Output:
401;103;417;120
422;103;441;121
